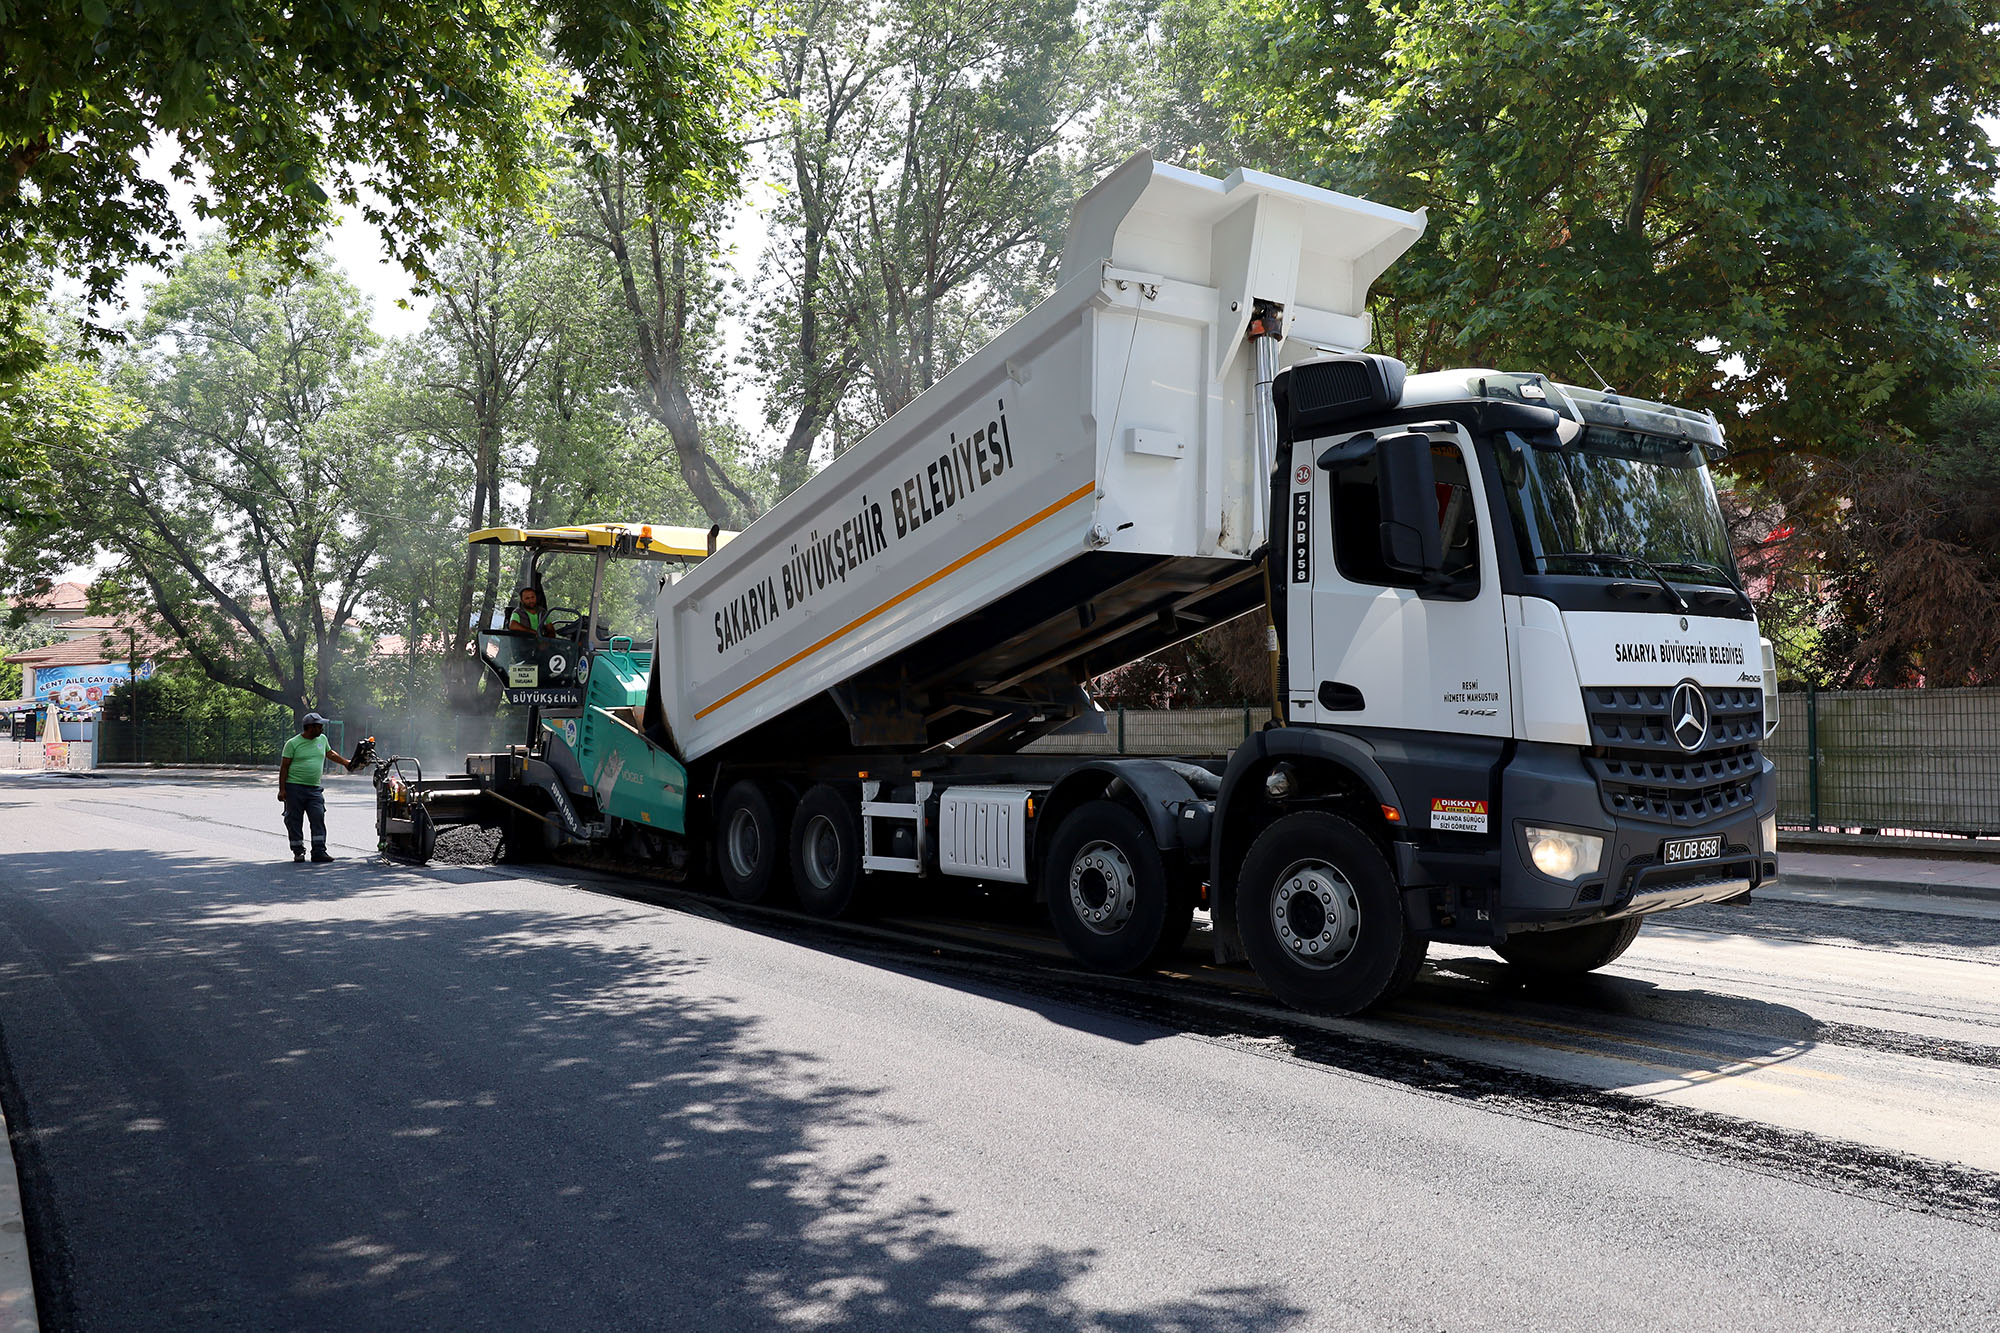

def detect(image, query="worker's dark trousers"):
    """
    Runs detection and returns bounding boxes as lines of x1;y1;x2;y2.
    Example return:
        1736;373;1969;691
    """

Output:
284;787;327;855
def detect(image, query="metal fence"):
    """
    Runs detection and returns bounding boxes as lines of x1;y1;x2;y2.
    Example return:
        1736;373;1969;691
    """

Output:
1025;707;1262;756
97;709;526;770
1034;690;2000;839
98;716;342;767
100;687;2000;835
1768;685;2000;837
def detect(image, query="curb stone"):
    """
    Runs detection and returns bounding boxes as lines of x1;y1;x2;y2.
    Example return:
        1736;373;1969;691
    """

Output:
1772;871;2000;907
0;1101;37;1332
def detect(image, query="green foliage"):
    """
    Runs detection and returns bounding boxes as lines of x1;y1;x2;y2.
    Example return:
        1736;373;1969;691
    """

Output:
342;174;754;719
1090;0;1248;172
1091;612;1267;708
1211;0;2000;475
577;156;763;527
7;0;1996;711
0;0;758;377
751;0;1097;486
0;298;145;492
0;239;420;709
101;658;281;725
1782;379;2000;685
0;617;66;699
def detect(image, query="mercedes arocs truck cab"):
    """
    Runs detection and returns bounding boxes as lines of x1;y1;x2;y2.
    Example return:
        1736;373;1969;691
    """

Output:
379;151;1778;1018
1220;354;1777;1009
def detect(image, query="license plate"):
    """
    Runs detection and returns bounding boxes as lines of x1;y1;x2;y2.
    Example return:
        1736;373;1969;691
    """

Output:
1662;835;1722;864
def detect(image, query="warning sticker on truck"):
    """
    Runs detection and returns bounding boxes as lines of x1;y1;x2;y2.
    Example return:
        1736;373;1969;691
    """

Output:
1430;798;1489;833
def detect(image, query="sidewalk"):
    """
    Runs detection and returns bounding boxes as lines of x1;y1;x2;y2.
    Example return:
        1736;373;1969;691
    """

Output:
0;766;267;781
1774;848;2000;906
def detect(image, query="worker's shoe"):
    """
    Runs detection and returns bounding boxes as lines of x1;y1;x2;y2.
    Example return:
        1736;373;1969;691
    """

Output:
310;849;336;864
292;850;306;863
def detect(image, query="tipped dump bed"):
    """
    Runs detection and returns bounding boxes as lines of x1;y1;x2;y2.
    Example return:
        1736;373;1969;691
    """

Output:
655;152;1425;762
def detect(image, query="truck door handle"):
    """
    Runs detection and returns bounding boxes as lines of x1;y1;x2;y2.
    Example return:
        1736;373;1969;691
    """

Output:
1318;681;1365;711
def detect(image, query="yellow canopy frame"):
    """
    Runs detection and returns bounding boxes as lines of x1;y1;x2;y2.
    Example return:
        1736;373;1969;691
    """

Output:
466;522;735;561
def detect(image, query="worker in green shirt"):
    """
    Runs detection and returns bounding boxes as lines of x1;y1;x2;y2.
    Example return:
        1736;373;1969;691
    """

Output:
278;712;360;863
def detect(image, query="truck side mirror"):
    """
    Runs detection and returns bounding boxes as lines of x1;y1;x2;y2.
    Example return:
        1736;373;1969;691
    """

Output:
1375;431;1443;576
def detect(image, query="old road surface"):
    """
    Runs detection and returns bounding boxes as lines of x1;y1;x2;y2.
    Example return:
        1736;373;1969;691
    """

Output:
0;773;1995;1331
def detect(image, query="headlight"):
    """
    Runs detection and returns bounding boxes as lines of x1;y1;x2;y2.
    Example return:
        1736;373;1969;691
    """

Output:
1761;813;1778;855
1524;826;1604;881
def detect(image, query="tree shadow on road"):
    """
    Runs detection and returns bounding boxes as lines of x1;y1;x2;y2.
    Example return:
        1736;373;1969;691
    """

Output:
0;849;1306;1331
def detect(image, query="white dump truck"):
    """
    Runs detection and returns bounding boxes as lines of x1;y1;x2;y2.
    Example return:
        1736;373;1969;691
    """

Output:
380;151;1779;1016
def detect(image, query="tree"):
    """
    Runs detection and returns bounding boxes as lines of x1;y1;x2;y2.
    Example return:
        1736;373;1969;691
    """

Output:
1209;0;2000;476
1;0;756;382
1087;0;1247;174
1;239;411;712
1090;613;1267;709
345;194;744;721
580;157;754;528
0;292;144;485
750;0;1095;481
1774;382;2000;686
0;617;67;700
411;215;567;664
754;0;882;487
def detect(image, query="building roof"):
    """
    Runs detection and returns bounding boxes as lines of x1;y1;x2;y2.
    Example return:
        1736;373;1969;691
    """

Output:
372;633;452;657
15;581;90;612
5;632;164;668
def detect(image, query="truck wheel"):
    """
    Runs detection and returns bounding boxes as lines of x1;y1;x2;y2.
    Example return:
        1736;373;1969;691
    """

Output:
717;780;791;904
1043;800;1194;974
1494;918;1642;976
1236;811;1425;1016
790;785;865;919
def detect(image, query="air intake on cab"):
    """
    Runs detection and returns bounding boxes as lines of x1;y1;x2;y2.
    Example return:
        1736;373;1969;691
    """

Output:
1278;354;1408;437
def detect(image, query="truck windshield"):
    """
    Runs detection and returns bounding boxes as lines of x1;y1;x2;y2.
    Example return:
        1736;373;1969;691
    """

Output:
1495;428;1739;584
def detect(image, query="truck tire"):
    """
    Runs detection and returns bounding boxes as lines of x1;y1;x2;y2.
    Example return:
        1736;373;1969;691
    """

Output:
717;780;791;904
1235;811;1425;1016
1043;800;1195;974
790;785;865;919
1494;918;1642;976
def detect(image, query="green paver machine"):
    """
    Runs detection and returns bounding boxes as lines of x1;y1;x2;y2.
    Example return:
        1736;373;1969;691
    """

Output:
373;522;732;865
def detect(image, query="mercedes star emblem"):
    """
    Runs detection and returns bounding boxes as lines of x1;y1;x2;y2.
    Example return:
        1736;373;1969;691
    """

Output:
1670;681;1710;751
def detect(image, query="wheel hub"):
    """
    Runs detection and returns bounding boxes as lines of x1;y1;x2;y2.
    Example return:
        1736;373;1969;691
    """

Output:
1271;859;1360;970
802;814;841;890
1069;841;1137;935
725;807;762;879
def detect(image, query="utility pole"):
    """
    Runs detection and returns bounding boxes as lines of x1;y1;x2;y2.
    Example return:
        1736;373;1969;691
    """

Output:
127;628;141;765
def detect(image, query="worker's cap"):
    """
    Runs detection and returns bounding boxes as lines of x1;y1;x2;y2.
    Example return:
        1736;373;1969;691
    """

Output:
302;712;327;727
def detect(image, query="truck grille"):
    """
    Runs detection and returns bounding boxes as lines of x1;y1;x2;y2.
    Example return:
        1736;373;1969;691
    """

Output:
1583;686;1763;826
